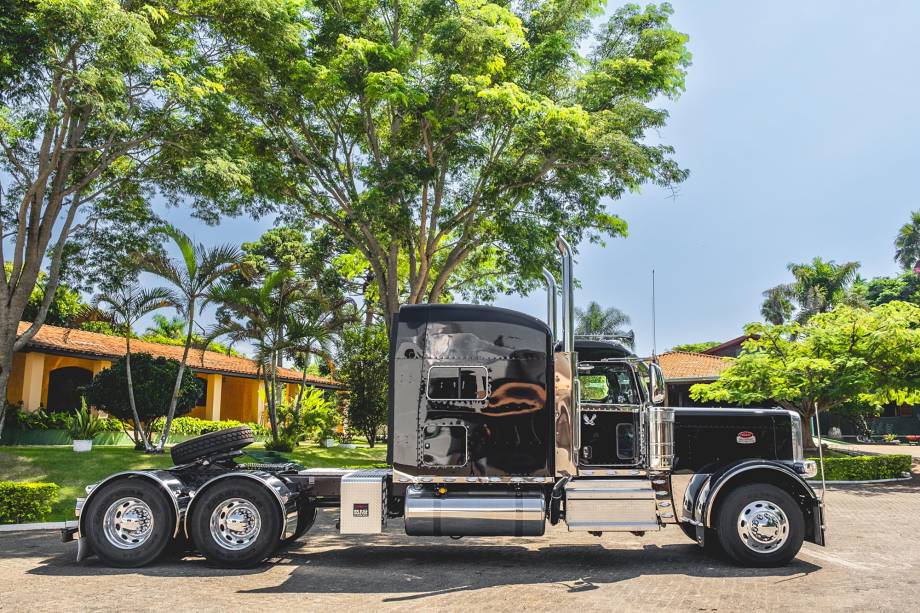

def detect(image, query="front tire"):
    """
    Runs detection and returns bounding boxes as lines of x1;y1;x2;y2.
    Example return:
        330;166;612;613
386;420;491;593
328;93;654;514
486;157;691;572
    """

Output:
715;483;804;567
190;479;281;568
83;478;175;567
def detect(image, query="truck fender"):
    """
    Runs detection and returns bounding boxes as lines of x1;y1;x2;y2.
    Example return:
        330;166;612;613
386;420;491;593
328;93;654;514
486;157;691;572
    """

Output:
182;471;298;542
692;459;824;546
76;470;188;561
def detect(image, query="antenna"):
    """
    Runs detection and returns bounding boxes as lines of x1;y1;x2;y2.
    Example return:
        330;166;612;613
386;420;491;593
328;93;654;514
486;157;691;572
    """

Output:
652;269;657;358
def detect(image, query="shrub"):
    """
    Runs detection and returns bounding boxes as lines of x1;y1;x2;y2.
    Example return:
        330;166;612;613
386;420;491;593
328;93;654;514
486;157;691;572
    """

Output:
338;324;388;447
151;416;269;437
5;405;124;433
0;482;59;524
83;353;200;442
807;454;912;481
69;400;106;441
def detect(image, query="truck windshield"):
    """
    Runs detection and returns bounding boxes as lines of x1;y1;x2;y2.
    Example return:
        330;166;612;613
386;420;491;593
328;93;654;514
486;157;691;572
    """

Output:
578;363;640;406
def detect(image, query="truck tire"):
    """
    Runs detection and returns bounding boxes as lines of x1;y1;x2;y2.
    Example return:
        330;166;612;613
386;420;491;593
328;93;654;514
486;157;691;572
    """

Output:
189;478;281;568
83;478;175;567
714;483;804;567
170;426;254;464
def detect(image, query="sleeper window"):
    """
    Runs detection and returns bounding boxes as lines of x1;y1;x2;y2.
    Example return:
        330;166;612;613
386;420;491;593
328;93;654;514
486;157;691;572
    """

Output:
427;366;489;400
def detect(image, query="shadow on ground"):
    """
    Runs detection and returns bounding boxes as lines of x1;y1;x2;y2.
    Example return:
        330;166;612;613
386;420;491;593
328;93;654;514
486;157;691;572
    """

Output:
23;533;819;600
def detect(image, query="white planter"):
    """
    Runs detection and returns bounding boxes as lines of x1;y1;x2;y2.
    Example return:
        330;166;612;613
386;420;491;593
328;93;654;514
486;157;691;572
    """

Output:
73;439;93;452
324;438;335;448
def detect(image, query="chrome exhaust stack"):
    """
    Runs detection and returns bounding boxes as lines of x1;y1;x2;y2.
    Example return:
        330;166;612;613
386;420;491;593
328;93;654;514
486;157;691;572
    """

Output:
541;267;557;340
556;236;575;353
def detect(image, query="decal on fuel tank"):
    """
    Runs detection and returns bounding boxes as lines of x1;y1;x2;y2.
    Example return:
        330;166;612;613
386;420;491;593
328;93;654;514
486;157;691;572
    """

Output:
736;431;756;444
353;503;369;517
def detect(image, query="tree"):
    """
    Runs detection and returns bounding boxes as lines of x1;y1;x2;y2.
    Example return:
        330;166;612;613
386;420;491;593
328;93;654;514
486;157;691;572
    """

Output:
0;0;227;435
339;324;389;447
93;283;174;451
575;301;634;347
11;265;89;328
894;210;920;272
83;353;200;445
143;314;186;341
760;257;862;324
202;1;690;325
691;302;920;452
671;341;719;353
141;225;240;451
855;272;920;307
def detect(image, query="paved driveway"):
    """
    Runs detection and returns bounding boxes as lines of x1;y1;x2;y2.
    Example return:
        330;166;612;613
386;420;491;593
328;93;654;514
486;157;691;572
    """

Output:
1;475;918;613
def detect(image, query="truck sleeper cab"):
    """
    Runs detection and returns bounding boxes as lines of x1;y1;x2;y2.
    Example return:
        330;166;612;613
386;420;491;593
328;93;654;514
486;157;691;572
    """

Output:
63;238;824;569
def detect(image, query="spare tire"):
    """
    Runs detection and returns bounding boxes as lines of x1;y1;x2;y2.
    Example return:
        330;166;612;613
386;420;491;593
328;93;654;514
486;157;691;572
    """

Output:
170;426;255;464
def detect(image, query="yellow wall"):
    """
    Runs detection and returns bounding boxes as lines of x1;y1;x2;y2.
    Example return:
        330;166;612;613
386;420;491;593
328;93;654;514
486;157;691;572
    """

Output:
7;348;307;426
5;352;25;405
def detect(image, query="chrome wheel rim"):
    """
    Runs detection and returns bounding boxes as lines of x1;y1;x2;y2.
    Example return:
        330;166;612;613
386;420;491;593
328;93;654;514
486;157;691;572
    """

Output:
210;498;261;550
103;497;155;550
737;499;789;553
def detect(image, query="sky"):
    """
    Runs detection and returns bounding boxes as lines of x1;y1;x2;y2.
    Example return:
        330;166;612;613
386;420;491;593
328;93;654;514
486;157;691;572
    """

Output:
146;0;920;356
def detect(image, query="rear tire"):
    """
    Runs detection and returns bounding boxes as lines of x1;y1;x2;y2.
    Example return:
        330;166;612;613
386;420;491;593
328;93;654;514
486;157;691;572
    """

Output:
170;426;254;464
190;479;281;568
715;483;804;567
83;478;175;568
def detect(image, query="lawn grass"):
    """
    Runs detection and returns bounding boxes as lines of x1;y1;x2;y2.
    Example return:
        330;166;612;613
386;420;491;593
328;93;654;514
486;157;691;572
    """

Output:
0;442;387;522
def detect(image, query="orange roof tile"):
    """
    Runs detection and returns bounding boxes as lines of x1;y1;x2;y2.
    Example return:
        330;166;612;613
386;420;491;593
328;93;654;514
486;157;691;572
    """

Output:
658;350;733;381
17;321;343;388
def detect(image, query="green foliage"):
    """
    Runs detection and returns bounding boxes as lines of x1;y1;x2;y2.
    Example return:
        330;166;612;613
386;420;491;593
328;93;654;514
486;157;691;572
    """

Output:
894;210;920;271
761;257;862;324
5;405;123;433
83;353;200;438
191;1;691;320
806;454;911;481
266;390;340;452
575;302;634;346
151;416;269;437
339;324;390;446
68;400;105;440
0;482;59;524
692;303;920;435
854;272;920;307
671;341;719;353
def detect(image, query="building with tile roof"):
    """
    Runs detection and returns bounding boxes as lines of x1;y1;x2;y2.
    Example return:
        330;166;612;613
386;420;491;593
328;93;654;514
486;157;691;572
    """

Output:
7;322;343;424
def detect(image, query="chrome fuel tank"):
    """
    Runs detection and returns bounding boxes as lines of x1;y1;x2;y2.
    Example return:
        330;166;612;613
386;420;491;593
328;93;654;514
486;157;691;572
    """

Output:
404;488;546;537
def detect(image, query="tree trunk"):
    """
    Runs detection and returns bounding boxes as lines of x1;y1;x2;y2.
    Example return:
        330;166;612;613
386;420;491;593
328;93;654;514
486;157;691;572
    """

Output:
124;333;152;452
0;351;13;439
157;305;195;451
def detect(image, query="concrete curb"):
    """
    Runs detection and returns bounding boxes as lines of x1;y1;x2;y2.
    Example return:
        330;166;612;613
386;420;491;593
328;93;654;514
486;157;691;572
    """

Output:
810;475;914;486
0;520;77;532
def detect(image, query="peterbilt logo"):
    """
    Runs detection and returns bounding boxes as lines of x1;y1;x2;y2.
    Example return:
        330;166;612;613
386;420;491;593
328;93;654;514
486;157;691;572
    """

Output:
736;431;756;444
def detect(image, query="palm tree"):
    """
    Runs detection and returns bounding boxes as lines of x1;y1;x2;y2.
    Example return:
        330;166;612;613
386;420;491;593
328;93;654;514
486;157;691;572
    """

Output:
93;283;175;452
208;269;304;443
141;226;241;451
761;257;861;324
894;210;920;273
143;314;186;340
574;301;635;348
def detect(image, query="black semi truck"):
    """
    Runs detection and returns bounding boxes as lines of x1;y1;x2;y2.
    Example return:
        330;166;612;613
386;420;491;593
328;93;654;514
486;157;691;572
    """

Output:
63;238;824;568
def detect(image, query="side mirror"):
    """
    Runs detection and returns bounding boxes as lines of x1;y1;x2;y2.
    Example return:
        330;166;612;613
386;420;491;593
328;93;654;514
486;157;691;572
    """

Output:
649;363;666;405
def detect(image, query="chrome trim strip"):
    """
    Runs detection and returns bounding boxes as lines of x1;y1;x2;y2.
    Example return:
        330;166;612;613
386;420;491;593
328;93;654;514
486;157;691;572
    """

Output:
392;470;554;484
788;410;804;461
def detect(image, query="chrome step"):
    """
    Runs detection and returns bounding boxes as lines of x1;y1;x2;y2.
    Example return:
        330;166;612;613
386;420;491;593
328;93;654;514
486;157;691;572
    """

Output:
564;478;660;532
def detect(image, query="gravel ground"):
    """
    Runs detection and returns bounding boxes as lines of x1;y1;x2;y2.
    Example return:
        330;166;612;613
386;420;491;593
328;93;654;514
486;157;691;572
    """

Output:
1;474;918;613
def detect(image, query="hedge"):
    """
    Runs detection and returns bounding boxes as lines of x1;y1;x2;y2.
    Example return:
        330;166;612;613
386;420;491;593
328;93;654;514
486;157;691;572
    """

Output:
150;416;269;437
0;482;59;524
806;454;912;481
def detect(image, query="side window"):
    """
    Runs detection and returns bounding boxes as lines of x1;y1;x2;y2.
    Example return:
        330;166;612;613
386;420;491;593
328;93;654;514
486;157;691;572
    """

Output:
426;366;489;401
